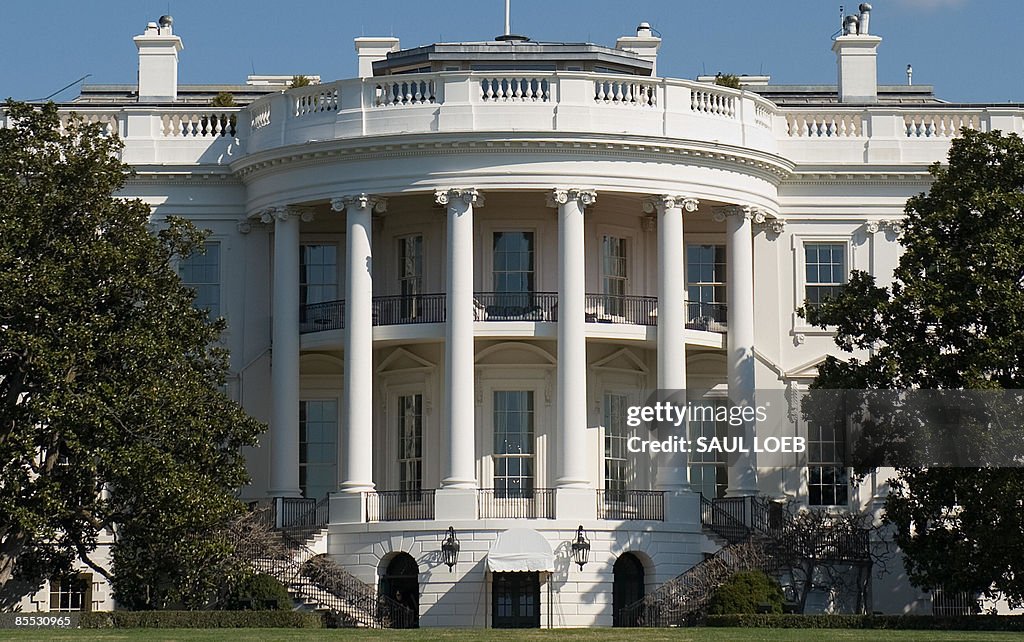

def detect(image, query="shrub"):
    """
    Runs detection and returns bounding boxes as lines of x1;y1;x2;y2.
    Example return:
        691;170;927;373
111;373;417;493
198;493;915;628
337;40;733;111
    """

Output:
714;73;742;89
225;573;293;610
289;75;313;88
79;610;323;628
211;92;236;107
706;614;1024;631
707;571;784;615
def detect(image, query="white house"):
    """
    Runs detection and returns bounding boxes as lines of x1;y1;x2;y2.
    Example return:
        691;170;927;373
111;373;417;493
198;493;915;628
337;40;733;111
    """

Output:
10;6;1024;626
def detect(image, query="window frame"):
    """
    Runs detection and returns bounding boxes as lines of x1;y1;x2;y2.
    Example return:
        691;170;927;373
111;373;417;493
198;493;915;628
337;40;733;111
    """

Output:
791;234;857;336
177;239;222;319
299;398;339;501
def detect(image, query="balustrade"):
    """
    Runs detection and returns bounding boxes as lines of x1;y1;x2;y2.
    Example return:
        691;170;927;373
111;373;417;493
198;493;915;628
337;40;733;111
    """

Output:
479;76;549;102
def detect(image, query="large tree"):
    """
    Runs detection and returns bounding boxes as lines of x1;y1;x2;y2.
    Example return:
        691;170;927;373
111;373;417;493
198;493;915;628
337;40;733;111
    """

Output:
805;129;1024;607
0;101;262;608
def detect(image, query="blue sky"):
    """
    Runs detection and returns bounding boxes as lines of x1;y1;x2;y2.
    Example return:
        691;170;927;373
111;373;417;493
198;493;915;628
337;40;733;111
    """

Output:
1;0;1020;104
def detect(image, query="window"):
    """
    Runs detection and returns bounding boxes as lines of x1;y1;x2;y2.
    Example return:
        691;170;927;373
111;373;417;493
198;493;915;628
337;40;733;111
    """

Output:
397;394;423;495
49;574;91;612
178;242;220;317
804;243;846;308
602;236;628;316
807;420;849;506
300;244;338;305
299;400;337;500
603;392;631;498
397;235;423;319
687;244;726;306
493;391;534;497
689;401;728;499
493;231;534;295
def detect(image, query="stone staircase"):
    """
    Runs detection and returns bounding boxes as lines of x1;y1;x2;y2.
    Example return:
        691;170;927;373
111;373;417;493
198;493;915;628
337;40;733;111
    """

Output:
232;504;414;629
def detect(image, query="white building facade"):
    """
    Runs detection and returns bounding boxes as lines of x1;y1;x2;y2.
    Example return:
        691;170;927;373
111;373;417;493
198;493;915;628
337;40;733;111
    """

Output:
11;7;1024;625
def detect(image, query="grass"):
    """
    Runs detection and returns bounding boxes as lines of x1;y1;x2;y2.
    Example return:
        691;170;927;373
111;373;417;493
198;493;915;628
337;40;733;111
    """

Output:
3;630;1023;642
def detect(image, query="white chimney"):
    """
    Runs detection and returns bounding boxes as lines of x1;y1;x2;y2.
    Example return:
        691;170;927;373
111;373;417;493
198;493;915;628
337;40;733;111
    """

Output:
616;22;662;76
133;16;183;102
832;4;881;103
354;37;401;78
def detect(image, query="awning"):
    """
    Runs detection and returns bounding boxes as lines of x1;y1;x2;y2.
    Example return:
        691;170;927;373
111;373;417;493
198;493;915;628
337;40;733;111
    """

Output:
486;528;555;573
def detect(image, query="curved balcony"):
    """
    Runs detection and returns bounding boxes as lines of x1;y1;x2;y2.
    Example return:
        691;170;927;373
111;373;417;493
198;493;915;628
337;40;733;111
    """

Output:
298;294;726;334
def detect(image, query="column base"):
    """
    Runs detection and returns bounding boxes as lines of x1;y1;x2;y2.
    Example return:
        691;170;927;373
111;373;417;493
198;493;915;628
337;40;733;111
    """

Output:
555;487;597;521
435;487;479;521
664;489;700;525
329;491;367;525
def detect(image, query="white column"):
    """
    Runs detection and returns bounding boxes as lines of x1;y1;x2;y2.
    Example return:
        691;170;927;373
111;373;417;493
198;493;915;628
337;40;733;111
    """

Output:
547;188;596;489
332;194;386;494
436;188;483;489
645;195;698;492
718;205;759;496
265;205;307;498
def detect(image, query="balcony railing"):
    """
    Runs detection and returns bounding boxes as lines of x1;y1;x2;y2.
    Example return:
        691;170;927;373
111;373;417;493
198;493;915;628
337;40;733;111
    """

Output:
472;292;558;321
299;294;729;334
597;489;665;520
478;488;555;519
365;490;436;522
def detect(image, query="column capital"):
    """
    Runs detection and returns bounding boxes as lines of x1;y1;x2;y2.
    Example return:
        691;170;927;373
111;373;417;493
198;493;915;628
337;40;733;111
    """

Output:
434;188;485;207
259;205;314;224
642;194;699;214
546;188;597;209
880;219;904;236
331;194;388;213
712;204;761;223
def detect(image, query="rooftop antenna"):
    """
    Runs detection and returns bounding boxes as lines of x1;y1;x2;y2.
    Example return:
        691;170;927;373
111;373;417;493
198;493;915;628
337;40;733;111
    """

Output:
35;73;92;102
505;0;511;36
906;64;913;86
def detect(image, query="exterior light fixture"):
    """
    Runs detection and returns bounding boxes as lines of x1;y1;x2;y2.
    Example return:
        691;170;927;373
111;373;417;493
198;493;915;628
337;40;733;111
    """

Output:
441;526;460;571
571;525;591;570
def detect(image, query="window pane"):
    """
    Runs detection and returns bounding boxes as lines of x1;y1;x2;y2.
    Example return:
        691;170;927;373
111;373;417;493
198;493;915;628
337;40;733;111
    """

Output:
301;244;338;305
179;242;220;318
300;400;338;499
493;391;535;493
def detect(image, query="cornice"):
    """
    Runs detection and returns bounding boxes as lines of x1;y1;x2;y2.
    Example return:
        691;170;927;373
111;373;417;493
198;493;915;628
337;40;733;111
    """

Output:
229;133;796;184
784;168;936;186
126;167;240;186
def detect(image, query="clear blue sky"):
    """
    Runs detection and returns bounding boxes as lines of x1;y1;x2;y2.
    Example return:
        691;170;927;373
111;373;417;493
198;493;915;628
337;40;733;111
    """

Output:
2;0;1021;104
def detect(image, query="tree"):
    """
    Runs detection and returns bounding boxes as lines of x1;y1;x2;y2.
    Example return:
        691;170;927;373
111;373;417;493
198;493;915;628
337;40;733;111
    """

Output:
714;73;742;90
211;92;236;107
0;100;263;608
804;129;1024;607
288;75;312;89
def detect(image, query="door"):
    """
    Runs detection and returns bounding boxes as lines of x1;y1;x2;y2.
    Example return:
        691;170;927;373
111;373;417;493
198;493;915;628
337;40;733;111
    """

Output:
492;572;540;629
613;553;645;627
380;553;419;628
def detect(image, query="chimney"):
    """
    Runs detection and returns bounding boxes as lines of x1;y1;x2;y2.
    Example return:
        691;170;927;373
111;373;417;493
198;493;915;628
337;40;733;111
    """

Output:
354;37;401;78
832;4;882;103
133;16;183;102
616;22;662;76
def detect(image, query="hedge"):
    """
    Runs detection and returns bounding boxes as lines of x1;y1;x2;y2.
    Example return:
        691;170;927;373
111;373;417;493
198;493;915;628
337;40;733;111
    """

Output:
706;614;1024;631
79;610;324;629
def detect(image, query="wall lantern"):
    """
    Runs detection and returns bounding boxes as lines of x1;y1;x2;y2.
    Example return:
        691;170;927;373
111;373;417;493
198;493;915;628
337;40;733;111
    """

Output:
571;525;591;570
441;526;460;571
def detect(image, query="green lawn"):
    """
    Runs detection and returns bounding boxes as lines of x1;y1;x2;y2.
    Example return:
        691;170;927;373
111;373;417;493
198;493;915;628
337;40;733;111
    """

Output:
2;630;1022;642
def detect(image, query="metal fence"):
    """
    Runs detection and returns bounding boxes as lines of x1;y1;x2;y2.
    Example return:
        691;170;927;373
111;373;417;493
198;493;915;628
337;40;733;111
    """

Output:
597;490;665;520
365;489;436;522
478;488;556;519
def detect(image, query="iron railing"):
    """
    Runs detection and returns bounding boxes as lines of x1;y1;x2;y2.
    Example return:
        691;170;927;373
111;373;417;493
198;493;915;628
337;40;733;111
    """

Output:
700;495;753;544
478;488;555;519
597;490;665;520
584;294;658;325
686;301;728;333
373;294;446;325
366;489;436;522
472;292;558;321
299;295;729;334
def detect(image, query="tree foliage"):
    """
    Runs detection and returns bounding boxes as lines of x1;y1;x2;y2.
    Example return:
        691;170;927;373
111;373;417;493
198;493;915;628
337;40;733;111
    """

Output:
805;129;1024;606
0;100;263;608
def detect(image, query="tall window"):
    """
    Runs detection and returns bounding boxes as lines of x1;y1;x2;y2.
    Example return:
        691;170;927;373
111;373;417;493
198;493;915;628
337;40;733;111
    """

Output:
603;392;631;499
493;391;534;497
398;235;423;319
493;231;534;296
804;243;846;308
687;245;726;306
299;400;338;500
397;394;423;495
178;242;220;317
300;244;338;305
808;420;849;506
49;574;91;612
602;236;628;316
689;401;728;499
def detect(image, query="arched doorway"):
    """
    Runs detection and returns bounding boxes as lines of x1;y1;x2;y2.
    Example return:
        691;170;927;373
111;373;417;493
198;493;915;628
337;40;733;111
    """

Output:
380;553;419;627
613;552;645;627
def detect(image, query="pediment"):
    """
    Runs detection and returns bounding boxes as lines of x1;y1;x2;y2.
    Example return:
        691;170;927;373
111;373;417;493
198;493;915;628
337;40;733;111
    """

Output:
591;348;648;374
376;348;435;374
475;342;556;366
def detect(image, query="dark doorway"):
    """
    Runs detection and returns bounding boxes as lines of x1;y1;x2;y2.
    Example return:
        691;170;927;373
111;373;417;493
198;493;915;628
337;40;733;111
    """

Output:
380;553;419;627
492;572;540;628
613;553;645;627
